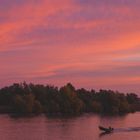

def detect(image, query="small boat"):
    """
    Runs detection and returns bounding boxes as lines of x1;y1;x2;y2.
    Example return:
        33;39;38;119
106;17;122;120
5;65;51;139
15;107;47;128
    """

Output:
99;126;114;133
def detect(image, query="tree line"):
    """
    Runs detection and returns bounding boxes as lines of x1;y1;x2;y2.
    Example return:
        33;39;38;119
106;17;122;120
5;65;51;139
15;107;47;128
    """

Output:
0;82;139;116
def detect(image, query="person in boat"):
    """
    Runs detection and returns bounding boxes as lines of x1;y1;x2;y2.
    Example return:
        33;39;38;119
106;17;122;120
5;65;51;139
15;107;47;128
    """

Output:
109;126;114;131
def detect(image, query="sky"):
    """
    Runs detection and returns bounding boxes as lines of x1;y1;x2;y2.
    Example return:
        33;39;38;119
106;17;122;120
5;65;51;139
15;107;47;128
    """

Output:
0;0;140;93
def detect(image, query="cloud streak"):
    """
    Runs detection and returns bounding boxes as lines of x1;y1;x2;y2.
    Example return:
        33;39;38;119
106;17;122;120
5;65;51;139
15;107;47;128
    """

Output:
0;0;140;93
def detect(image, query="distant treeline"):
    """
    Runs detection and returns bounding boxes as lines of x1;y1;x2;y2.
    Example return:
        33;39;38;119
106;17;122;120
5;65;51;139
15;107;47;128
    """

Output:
0;82;139;116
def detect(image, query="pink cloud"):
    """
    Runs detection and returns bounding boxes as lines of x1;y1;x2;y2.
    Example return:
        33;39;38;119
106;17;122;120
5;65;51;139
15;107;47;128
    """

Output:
0;0;140;93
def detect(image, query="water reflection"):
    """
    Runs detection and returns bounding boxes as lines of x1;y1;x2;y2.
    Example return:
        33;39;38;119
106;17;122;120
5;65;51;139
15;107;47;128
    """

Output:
0;113;139;140
99;131;113;137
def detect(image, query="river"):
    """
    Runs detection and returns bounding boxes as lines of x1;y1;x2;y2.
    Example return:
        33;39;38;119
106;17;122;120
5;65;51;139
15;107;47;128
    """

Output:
0;112;139;140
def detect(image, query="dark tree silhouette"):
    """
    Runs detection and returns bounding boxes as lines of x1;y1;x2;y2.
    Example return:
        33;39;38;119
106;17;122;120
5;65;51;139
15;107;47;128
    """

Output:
0;82;139;116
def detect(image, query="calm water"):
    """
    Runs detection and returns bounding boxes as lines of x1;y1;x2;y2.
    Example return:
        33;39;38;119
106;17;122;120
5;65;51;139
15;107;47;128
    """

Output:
0;113;140;140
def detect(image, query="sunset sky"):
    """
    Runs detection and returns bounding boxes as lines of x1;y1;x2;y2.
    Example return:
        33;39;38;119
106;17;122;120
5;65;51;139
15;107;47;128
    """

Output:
0;0;140;93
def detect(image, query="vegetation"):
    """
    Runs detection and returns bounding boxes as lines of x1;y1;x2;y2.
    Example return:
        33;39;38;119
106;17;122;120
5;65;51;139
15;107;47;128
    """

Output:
0;82;139;116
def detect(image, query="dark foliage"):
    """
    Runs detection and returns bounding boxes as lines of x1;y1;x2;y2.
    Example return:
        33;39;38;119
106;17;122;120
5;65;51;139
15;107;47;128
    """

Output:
0;82;139;116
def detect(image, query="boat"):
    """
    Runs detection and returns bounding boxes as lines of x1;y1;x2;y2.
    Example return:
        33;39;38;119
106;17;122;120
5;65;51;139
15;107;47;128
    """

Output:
99;126;114;133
